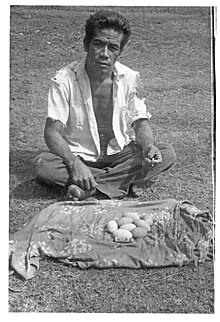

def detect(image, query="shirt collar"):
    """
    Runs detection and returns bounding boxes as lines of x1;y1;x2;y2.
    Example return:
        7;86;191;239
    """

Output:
73;57;126;81
113;61;127;81
73;56;87;76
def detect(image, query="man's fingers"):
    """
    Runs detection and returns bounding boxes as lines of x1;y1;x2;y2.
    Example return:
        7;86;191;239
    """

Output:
71;174;85;189
83;179;91;190
142;145;163;168
144;157;153;165
83;176;97;190
71;174;78;186
154;150;163;163
77;179;85;189
148;147;163;163
147;146;157;159
89;176;97;190
152;153;162;163
152;158;162;165
72;175;97;190
144;154;162;167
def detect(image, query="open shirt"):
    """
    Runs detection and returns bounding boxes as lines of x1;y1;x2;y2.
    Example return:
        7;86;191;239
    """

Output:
48;56;151;162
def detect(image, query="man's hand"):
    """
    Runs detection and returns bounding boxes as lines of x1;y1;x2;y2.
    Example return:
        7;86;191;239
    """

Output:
133;119;162;168
70;157;97;190
142;145;162;168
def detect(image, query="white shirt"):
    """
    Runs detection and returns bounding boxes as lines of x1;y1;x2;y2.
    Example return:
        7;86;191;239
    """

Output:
48;56;151;162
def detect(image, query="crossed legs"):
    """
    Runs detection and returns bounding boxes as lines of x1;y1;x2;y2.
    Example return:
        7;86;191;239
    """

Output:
33;142;176;200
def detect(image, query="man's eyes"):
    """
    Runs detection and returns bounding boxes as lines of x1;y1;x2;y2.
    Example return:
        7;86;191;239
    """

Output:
109;45;120;51
92;40;103;47
92;41;119;51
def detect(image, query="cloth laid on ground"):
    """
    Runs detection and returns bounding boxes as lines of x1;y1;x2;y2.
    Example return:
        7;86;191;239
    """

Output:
9;199;213;280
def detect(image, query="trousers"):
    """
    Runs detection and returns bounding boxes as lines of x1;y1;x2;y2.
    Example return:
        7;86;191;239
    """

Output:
33;142;176;199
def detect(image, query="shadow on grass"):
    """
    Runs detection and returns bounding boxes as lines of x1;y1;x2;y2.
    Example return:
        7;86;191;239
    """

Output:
11;178;66;201
10;149;66;201
10;149;38;177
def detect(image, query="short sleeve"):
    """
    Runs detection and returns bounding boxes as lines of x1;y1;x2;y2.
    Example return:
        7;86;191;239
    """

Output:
47;72;70;126
127;73;151;126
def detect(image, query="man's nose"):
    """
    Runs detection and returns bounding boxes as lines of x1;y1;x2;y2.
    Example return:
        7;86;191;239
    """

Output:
100;45;109;58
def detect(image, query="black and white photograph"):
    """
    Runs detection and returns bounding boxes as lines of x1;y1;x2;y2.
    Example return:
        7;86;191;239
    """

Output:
8;1;216;316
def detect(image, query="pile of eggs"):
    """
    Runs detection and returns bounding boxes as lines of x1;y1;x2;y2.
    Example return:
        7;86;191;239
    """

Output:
105;212;154;242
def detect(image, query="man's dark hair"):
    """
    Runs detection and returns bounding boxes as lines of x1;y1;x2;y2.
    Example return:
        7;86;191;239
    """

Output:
84;10;131;51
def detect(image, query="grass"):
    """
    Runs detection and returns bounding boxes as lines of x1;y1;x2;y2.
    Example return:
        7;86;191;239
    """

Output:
9;261;214;313
9;6;214;313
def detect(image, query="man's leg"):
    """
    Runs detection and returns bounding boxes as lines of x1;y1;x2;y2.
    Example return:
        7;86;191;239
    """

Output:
33;151;107;192
33;142;176;199
87;142;176;199
33;152;70;187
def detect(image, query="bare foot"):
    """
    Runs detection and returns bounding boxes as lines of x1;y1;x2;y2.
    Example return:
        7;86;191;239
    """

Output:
129;184;144;197
66;184;96;201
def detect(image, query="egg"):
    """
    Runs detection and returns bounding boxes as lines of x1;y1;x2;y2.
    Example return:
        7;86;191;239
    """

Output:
132;227;149;239
117;216;133;226
106;220;118;233
123;212;140;220
113;229;132;242
133;219;151;231
120;223;136;231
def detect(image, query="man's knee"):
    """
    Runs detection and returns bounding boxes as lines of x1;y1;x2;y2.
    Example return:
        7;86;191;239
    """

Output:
33;152;57;181
159;142;176;167
33;153;47;179
33;152;69;187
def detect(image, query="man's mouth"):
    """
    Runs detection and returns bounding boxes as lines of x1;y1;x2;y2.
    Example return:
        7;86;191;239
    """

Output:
97;61;110;67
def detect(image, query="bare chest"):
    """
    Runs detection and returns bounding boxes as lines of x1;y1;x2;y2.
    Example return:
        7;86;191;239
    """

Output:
91;81;113;116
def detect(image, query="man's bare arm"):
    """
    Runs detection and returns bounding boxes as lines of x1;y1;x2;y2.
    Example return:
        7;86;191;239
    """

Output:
44;118;75;168
44;118;97;190
133;118;162;166
133;118;154;150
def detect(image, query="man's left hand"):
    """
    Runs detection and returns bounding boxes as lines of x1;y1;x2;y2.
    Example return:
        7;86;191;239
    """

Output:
142;145;162;167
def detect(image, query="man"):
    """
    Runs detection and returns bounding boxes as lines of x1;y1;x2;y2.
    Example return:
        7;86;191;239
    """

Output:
33;10;176;201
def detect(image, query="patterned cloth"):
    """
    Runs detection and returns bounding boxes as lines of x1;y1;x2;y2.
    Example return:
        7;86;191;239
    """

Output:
9;199;213;280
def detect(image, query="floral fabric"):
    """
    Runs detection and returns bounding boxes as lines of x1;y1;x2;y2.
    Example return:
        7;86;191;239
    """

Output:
9;199;213;280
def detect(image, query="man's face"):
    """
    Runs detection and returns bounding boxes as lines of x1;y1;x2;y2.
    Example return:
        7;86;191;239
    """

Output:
85;28;124;77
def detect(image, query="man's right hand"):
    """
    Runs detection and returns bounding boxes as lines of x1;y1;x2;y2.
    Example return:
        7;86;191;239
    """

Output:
44;118;97;190
70;157;97;190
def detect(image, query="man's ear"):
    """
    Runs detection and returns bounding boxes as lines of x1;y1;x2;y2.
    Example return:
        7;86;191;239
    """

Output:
119;42;125;55
83;39;89;52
